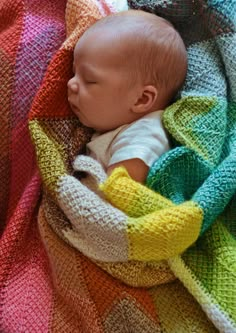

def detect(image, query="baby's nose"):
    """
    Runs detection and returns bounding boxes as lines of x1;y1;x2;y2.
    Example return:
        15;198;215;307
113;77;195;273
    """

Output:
67;77;79;93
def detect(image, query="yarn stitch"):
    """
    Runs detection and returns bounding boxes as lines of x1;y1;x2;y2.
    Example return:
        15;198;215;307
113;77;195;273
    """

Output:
1;0;235;332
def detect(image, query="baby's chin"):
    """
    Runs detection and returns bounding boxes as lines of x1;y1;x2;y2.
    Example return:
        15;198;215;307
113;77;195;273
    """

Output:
76;114;112;133
78;116;92;128
78;116;97;131
72;111;90;128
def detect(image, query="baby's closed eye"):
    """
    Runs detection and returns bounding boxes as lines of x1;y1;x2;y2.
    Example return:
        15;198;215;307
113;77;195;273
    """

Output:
85;79;97;84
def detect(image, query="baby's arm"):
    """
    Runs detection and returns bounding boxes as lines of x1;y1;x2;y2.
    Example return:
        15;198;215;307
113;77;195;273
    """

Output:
107;158;149;183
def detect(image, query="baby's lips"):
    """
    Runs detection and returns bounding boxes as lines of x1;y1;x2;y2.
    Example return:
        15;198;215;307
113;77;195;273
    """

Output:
68;100;79;113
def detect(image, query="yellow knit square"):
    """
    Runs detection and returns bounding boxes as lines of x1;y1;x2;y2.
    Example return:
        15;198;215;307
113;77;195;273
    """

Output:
127;201;202;261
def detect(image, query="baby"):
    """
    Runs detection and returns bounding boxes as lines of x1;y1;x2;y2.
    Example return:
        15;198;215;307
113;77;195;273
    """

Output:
67;10;187;182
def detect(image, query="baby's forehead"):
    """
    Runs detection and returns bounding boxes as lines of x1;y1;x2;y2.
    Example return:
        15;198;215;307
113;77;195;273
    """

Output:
73;32;133;73
74;27;132;59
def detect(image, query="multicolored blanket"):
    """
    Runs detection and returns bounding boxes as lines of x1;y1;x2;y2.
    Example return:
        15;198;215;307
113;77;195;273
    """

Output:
1;0;235;332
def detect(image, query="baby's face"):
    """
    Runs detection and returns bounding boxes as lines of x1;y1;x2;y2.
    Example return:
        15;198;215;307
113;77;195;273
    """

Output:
67;29;140;132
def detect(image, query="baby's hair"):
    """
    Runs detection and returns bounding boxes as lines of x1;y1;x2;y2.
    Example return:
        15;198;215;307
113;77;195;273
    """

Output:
84;10;187;107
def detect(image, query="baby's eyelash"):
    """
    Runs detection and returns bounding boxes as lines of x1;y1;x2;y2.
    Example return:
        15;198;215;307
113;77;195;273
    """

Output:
85;80;97;84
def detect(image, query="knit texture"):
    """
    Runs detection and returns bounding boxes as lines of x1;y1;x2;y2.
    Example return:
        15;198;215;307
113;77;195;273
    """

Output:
129;1;236;331
1;0;235;332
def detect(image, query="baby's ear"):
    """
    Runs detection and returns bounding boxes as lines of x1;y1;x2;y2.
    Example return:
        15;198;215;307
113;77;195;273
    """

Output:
131;85;158;114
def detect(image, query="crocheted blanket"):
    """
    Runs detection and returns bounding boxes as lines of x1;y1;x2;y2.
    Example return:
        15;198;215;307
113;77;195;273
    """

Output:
1;0;235;332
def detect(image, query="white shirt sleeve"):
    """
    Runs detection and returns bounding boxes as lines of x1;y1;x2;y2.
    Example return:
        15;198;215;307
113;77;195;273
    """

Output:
109;110;170;167
87;110;170;170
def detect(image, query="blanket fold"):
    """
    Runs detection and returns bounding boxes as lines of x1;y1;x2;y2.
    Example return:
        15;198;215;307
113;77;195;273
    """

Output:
1;0;235;332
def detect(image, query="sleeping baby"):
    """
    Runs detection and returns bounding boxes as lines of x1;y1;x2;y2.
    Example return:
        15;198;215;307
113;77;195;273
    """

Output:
67;10;187;183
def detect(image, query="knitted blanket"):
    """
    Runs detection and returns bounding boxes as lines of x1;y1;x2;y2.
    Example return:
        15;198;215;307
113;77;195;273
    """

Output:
1;0;235;332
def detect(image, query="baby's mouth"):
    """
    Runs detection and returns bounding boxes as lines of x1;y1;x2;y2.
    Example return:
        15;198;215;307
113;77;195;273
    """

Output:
68;97;78;111
70;103;80;114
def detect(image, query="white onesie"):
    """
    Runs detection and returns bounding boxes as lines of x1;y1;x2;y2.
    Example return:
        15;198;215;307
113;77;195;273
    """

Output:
86;110;170;170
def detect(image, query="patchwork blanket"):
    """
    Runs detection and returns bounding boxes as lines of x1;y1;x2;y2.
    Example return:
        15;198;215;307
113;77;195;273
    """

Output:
1;0;235;332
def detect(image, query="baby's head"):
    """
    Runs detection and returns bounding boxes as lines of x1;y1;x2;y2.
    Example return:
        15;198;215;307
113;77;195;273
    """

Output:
68;10;187;132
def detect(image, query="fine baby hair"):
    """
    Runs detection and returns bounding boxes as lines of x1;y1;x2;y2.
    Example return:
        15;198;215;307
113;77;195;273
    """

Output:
83;10;188;109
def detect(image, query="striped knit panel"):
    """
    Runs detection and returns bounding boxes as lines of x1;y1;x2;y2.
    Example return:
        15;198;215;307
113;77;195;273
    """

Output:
38;207;162;333
150;280;218;333
129;1;236;332
141;1;236;233
28;0;105;198
169;221;236;333
0;0;24;231
0;0;66;332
